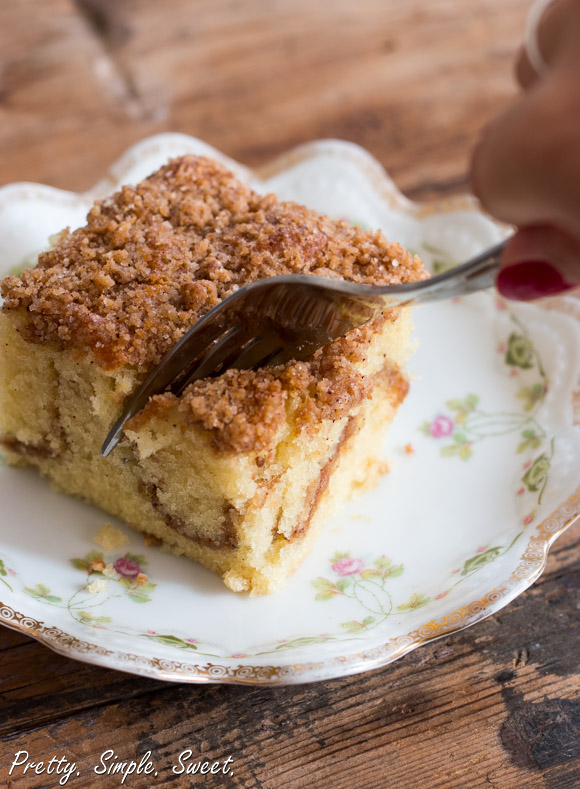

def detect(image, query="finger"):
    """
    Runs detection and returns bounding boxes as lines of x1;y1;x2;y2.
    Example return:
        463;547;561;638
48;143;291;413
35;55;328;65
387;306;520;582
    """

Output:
515;44;539;90
496;224;580;301
471;70;580;237
516;0;571;88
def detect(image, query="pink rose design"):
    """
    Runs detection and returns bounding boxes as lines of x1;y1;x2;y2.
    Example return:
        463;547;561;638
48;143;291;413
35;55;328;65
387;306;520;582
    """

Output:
435;590;450;599
430;414;454;439
231;653;247;659
146;630;157;635
523;513;534;525
7;568;16;576
114;556;141;578
476;545;488;553
517;487;525;496
331;557;364;576
186;638;198;644
497;342;507;353
523;460;532;470
451;568;460;574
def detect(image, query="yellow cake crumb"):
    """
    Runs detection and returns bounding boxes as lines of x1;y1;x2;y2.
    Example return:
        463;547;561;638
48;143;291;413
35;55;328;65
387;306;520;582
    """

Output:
94;523;129;551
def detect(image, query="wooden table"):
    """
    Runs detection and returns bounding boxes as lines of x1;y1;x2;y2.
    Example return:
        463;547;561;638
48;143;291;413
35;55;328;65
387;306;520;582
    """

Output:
2;1;579;786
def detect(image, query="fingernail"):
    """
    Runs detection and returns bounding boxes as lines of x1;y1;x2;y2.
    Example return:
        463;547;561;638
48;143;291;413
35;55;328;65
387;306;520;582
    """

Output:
496;260;576;301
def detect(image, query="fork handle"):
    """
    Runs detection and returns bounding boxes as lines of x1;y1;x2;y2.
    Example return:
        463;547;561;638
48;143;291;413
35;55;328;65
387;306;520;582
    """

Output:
406;239;507;305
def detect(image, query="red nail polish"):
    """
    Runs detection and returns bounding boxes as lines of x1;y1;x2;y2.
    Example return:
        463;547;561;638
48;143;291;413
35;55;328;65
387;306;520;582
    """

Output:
496;261;576;301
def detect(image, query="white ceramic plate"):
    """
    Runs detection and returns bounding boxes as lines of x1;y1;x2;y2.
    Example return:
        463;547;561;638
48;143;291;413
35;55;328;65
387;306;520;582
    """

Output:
1;135;579;685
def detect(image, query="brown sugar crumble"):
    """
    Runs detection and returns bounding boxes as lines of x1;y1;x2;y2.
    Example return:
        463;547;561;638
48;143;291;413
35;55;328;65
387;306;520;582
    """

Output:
1;155;424;370
1;154;426;453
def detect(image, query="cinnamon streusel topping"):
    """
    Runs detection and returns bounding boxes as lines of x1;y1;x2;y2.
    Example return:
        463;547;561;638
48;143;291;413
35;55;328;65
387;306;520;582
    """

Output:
2;155;424;370
1;155;426;452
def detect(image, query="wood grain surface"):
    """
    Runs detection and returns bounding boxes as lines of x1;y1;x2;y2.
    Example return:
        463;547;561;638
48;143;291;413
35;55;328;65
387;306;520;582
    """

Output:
1;0;579;787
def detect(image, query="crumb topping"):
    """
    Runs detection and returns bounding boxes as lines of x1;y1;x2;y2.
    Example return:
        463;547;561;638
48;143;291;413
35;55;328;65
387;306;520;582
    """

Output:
130;326;404;453
1;154;426;453
2;155;424;370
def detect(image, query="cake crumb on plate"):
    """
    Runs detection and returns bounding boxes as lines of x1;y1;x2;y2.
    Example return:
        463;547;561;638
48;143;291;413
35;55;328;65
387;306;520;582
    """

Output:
94;523;129;551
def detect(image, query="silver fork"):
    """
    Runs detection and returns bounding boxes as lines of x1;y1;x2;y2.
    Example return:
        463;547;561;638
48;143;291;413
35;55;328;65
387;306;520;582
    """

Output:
101;239;507;457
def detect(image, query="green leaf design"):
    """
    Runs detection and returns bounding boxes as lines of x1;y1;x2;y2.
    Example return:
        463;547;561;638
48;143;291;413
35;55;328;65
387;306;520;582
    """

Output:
465;394;479;409
24;583;61;602
339;618;376;634
516;383;546;412
0;559;11;591
7;253;38;277
315;590;339;602
336;578;352;592
440;442;472;461
144;634;198;650
419;421;432;437
70;550;105;573
125;553;148;567
311;577;336;592
505;333;534;369
70;558;91;571
421;242;457;274
128;592;152;603
443;395;479;427
460;547;502;576
274;636;334;650
397;593;430;612
522;452;551;494
453;432;468;444
330;551;349;563
446;395;479;414
78;611;112;625
348;218;370;231
360;569;381;580
374;555;392;570
432;259;456;275
341;620;366;633
383;564;404;578
517;428;542;454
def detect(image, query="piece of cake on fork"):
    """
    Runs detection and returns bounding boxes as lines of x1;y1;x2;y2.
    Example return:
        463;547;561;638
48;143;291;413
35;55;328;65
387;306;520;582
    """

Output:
0;155;426;594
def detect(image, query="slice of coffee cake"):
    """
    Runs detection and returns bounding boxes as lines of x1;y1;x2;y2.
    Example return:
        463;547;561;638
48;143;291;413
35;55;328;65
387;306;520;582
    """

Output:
0;155;426;594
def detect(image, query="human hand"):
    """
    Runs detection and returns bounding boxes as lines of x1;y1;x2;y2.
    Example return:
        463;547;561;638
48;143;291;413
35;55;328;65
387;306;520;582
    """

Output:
471;0;580;300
